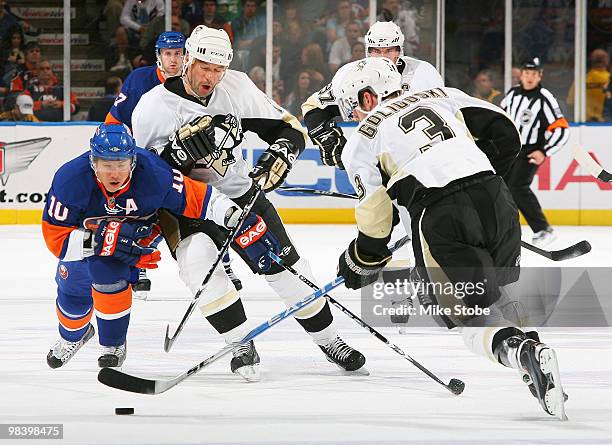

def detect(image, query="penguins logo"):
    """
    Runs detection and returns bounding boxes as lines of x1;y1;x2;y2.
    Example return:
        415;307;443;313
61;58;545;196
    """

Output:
203;114;243;177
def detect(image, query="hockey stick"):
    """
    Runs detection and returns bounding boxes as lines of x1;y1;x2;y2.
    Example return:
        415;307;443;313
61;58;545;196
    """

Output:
278;186;359;199
572;145;612;183
284;186;590;262
163;178;265;352
520;240;591;261
98;237;409;395
268;247;465;396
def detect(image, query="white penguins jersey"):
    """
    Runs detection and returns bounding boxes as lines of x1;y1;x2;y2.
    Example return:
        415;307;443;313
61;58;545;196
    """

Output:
132;70;306;198
342;87;519;241
302;56;443;117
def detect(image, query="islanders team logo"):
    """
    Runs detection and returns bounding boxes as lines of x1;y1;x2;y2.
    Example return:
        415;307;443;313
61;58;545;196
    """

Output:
0;137;52;186
59;264;68;280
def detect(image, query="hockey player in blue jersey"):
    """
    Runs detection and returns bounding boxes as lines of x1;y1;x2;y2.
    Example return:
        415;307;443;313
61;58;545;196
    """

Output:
42;123;251;369
106;31;243;296
105;31;186;129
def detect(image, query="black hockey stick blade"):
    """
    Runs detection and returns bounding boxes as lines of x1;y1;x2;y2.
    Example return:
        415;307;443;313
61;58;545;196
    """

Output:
521;240;591;261
572;145;612;182
98;367;157;395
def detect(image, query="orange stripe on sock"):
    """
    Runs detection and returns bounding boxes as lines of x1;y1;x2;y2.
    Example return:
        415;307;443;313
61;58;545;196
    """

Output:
56;307;93;330
92;285;132;316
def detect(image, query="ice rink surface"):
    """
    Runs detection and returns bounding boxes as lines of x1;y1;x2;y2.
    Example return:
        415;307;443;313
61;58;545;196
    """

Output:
1;224;611;445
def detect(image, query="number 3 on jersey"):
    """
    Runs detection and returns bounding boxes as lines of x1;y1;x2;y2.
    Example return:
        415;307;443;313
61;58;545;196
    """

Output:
398;106;455;144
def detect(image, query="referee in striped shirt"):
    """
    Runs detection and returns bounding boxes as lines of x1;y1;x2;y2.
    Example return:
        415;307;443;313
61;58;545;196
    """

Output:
501;57;569;247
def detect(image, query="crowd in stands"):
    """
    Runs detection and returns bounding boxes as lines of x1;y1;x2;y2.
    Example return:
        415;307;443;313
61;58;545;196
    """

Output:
1;0;612;123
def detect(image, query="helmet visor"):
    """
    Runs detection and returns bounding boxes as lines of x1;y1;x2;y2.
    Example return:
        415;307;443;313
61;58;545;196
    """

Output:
338;95;360;121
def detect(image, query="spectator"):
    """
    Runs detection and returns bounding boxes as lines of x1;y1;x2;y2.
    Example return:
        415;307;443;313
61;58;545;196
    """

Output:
192;0;233;38
28;59;79;122
102;0;124;45
232;0;265;51
280;20;305;81
182;0;203;30
377;0;419;56
567;48;610;122
1;26;24;68
248;65;265;92
112;0;165;72
325;0;354;53
217;0;240;21
0;93;39;121
473;69;502;106
301;43;330;89
0;0;20;43
511;66;521;86
139;1;189;66
87;76;123;122
284;69;316;120
6;41;41;95
349;40;365;63
328;21;363;74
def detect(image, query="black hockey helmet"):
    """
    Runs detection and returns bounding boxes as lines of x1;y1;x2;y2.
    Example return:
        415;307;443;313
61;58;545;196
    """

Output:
521;57;542;71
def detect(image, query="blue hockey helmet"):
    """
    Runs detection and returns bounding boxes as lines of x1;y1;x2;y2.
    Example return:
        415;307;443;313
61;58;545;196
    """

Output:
156;31;186;52
155;32;186;75
89;123;136;172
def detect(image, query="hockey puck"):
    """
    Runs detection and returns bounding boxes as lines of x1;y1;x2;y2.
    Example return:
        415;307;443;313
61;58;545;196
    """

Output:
115;407;134;415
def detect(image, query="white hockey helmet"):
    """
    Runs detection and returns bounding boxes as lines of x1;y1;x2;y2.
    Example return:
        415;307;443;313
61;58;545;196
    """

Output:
338;57;402;121
365;21;404;56
184;25;233;71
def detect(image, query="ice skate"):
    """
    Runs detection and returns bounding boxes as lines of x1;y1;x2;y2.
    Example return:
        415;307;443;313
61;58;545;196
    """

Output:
391;296;413;334
98;342;127;368
230;340;260;382
319;336;366;372
46;324;95;369
133;268;151;300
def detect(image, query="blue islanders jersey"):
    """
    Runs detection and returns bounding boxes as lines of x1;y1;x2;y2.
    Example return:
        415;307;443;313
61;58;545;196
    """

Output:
105;66;164;129
42;148;214;260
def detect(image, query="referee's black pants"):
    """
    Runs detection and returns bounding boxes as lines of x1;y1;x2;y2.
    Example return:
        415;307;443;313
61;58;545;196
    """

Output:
504;153;550;233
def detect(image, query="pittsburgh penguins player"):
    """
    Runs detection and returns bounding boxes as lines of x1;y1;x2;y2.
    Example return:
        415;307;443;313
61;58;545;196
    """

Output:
335;57;567;420
301;20;443;171
131;26;366;379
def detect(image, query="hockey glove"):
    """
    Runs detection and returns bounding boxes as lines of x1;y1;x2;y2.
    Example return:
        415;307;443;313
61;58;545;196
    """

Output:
308;119;346;169
234;213;281;272
337;239;391;289
163;115;219;172
93;221;161;269
249;138;298;192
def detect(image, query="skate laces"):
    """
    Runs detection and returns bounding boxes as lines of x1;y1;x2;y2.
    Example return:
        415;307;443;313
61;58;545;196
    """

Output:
101;344;126;357
53;338;80;361
324;338;353;362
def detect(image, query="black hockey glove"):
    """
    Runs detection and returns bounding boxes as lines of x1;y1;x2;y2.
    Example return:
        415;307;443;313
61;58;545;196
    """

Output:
337;239;391;290
308;119;346;169
249;138;298;192
163;115;219;172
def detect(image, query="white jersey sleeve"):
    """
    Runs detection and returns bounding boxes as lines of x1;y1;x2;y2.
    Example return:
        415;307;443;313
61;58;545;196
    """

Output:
399;56;444;92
